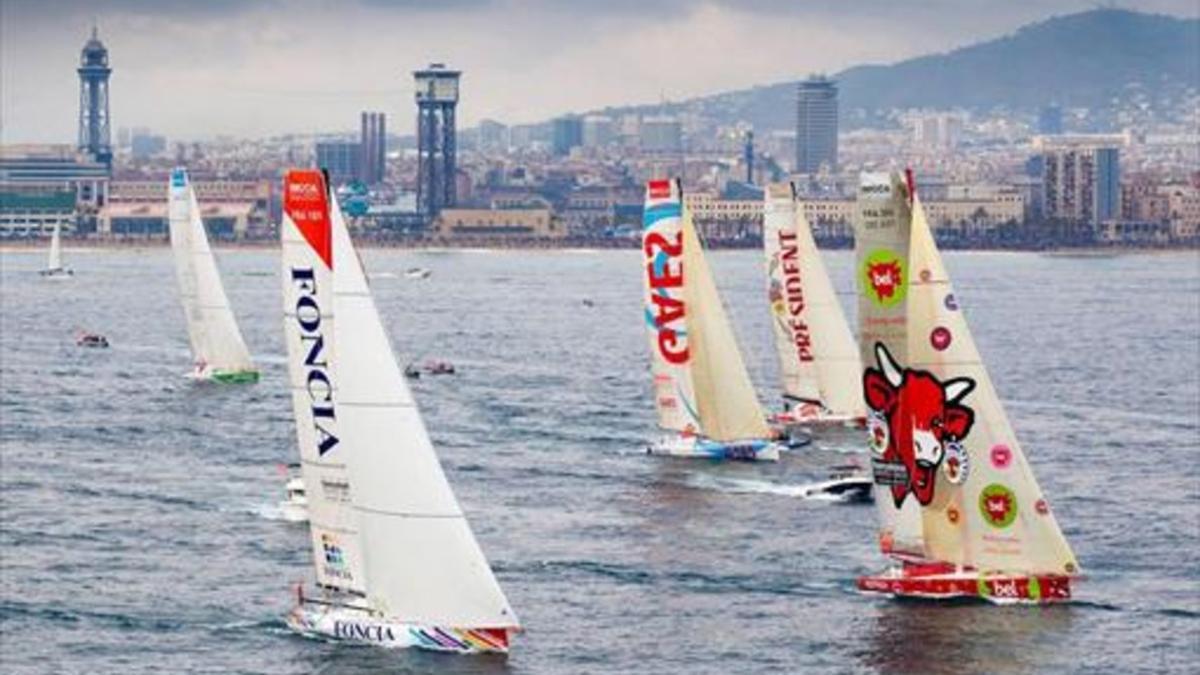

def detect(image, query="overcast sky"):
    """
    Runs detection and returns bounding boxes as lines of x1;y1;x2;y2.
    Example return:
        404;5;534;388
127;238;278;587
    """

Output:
1;0;1195;143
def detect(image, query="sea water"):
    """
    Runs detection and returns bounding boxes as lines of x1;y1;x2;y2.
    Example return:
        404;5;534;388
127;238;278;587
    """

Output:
1;248;1197;673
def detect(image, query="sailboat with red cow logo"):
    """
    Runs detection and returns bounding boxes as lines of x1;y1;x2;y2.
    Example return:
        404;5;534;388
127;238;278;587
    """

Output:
763;182;865;428
642;178;784;462
280;169;520;652
854;170;1080;602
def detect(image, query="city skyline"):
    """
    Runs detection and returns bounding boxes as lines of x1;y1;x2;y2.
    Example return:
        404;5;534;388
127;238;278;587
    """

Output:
3;0;1197;143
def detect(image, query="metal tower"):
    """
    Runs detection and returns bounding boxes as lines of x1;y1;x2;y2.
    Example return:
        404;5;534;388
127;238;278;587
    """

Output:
414;63;460;219
77;26;112;168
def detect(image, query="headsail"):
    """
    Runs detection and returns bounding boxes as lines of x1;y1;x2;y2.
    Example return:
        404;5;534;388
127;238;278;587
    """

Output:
330;184;519;628
642;178;770;442
281;169;366;596
47;221;63;271
168;168;255;374
855;170;1078;577
763;183;864;420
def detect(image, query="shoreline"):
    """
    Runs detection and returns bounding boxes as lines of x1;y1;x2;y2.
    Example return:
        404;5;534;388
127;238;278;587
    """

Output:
1;237;1196;254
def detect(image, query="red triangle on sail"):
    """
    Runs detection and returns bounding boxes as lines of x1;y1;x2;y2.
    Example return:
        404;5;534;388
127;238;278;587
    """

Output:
283;169;332;268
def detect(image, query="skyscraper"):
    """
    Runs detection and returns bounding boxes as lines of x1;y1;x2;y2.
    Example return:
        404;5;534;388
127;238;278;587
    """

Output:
315;141;361;187
552;116;583;156
1035;135;1124;228
795;76;837;174
414;63;460;218
359;112;386;185
77;27;113;169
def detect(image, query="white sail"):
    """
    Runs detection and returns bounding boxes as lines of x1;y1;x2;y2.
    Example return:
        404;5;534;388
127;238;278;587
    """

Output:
328;188;519;628
856;170;1078;577
642;179;700;433
168;168;255;375
763;183;864;419
47;221;63;271
281;169;366;595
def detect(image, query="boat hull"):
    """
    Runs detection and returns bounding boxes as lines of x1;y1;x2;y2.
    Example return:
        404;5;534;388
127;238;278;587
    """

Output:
770;408;865;428
287;602;514;654
187;368;260;384
858;564;1073;604
40;268;73;278
648;435;781;462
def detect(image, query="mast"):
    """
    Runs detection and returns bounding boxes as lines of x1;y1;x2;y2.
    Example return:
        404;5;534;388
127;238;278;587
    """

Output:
47;221;63;271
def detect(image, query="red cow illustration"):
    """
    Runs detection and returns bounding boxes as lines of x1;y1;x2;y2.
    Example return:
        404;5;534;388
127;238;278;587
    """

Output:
863;343;976;507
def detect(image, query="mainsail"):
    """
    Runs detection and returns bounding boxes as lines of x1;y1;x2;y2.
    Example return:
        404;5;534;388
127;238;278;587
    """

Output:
281;169;366;595
642;178;770;442
855;170;1078;577
763;183;864;420
47;221;64;272
168;168;256;375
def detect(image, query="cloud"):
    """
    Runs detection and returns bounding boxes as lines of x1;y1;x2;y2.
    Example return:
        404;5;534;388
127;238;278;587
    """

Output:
1;0;1196;142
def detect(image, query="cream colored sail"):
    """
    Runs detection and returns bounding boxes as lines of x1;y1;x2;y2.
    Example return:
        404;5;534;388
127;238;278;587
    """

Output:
169;168;255;373
47;221;63;271
330;191;519;628
280;169;366;595
905;193;1078;575
763;183;863;419
642;179;700;433
681;195;771;442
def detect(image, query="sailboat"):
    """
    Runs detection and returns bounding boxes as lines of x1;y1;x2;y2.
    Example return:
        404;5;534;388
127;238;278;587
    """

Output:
642;178;783;462
854;170;1079;602
763;182;864;427
167;168;259;383
281;169;519;652
39;221;73;277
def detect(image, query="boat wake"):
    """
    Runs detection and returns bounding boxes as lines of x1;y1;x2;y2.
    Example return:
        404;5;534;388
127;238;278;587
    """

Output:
680;473;864;502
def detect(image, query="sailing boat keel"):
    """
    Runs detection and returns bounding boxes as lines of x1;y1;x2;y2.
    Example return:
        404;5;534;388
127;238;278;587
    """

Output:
287;602;513;653
857;563;1073;604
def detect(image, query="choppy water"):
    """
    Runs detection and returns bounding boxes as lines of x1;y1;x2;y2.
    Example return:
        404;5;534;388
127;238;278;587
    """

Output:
1;247;1198;674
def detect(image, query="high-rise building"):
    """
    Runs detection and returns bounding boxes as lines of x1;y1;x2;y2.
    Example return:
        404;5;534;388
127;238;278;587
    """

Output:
1035;134;1125;227
414;63;460;218
478;119;509;153
795;76;837;174
315;141;361;187
77;27;113;169
552;116;583;156
359;112;386;185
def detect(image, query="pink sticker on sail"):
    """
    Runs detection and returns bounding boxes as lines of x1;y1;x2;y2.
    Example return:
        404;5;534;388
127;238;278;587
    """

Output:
990;444;1013;469
930;327;952;351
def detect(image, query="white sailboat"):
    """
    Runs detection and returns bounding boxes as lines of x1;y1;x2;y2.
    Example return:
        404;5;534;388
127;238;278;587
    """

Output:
642;178;782;461
854;170;1079;602
39;221;73;278
167;168;259;383
281;169;520;652
763;182;864;427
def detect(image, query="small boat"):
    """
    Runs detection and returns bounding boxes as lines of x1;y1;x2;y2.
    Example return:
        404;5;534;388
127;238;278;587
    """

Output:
763;183;864;428
641;178;784;462
76;331;109;348
39;221;73;278
424;360;455;375
801;463;873;502
404;267;432;279
280;169;519;652
168;168;260;384
853;170;1079;603
278;465;308;523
